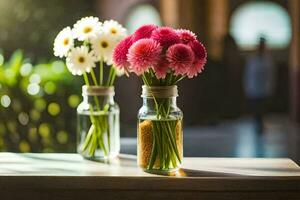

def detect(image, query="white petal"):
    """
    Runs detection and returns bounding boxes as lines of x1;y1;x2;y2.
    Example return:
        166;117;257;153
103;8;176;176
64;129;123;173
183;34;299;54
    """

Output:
53;27;74;58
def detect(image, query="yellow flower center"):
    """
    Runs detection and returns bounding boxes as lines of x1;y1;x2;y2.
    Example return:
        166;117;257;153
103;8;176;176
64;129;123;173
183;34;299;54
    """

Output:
83;27;92;33
111;28;117;34
63;38;69;46
78;56;85;63
101;41;108;48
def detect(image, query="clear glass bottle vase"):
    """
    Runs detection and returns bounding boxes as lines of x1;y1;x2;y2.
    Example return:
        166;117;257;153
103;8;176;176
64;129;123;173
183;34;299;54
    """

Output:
77;85;120;161
138;85;183;174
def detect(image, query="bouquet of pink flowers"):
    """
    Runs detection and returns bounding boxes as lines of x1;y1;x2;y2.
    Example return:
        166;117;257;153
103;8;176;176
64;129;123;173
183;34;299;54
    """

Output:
113;25;207;172
113;24;206;83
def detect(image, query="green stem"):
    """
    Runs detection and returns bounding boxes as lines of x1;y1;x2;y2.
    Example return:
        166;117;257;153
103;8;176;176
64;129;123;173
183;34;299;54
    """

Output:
109;67;116;86
81;123;95;151
96;115;108;156
166;73;172;86
91;69;98;86
83;73;90;86
89;132;97;156
106;116;111;152
100;60;104;86
152;121;163;169
106;66;113;86
142;74;150;86
147;124;158;170
173;75;185;85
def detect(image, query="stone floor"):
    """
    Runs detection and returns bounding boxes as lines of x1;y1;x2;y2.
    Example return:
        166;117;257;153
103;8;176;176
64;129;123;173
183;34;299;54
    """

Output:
121;114;300;164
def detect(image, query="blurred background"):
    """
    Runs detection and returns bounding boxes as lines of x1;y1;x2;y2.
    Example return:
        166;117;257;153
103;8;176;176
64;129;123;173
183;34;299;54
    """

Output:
0;0;299;163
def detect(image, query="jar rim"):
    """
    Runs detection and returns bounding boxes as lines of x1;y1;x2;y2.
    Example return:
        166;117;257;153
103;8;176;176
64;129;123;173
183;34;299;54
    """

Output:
141;85;178;98
82;85;115;96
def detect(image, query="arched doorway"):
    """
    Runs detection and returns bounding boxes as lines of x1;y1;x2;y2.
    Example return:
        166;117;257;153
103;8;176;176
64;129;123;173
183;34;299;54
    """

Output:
230;1;292;50
125;4;162;34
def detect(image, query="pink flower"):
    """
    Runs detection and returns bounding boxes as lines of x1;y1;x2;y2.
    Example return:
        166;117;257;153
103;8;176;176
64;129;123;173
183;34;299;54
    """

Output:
176;29;197;44
186;40;207;78
189;40;207;60
186;59;206;78
151;27;180;49
166;44;195;76
132;24;157;41
113;35;133;72
127;38;162;75
153;57;170;79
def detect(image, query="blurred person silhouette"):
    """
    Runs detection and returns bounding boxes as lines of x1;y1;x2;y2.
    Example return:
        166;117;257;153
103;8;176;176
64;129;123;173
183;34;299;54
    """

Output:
243;37;275;134
221;34;244;118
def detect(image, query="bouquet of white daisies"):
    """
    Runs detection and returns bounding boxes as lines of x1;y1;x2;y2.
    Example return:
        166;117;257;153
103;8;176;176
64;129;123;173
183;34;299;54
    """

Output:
53;17;127;159
54;16;127;80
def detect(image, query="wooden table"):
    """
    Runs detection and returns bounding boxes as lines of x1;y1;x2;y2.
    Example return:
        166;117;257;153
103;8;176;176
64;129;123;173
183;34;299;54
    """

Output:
0;153;299;200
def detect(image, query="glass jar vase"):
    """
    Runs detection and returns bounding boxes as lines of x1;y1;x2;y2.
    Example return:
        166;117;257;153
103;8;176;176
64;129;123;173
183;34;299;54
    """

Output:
77;85;120;161
138;85;183;174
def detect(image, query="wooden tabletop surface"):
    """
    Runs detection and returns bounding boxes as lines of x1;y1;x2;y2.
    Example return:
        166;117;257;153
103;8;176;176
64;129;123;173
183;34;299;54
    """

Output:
0;153;299;200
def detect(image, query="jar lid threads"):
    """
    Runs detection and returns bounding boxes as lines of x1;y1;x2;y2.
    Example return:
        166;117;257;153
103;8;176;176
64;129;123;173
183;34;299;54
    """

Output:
82;85;115;96
141;85;178;98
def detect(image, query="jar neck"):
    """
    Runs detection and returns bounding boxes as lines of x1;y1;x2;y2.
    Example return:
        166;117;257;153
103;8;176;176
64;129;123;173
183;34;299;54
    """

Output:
141;85;178;109
82;85;115;105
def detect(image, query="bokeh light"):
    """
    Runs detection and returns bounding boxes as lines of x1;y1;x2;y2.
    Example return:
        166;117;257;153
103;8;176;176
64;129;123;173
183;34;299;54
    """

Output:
7;121;16;132
28;127;38;143
19;140;31;152
44;81;56;95
29;74;41;84
56;130;68;144
38;123;50;138
34;99;46;111
27;83;40;95
20;63;33;76
18;112;29;126
4;69;14;81
52;60;65;73
1;95;11;108
30;109;41;121
68;95;80;108
47;102;60;116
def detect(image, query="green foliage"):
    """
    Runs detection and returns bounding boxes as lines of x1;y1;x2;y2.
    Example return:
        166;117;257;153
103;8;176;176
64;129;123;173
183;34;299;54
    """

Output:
0;50;83;152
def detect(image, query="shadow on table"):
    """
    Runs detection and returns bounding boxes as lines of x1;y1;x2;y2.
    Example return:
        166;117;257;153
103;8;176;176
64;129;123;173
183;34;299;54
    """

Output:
175;168;241;177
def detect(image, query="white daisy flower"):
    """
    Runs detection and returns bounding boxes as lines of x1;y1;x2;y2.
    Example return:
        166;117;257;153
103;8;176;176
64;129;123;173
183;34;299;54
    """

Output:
53;27;74;58
66;46;96;75
103;20;127;41
90;32;117;65
73;16;102;41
